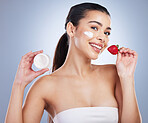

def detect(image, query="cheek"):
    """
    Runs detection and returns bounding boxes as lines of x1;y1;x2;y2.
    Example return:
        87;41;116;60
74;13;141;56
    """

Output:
83;31;94;38
104;38;109;48
74;31;91;50
106;38;109;44
75;30;92;45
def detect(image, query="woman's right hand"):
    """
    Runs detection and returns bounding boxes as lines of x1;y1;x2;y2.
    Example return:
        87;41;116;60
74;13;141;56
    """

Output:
14;50;49;88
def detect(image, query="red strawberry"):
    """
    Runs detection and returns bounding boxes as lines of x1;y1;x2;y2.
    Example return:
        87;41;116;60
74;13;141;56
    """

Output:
107;44;120;55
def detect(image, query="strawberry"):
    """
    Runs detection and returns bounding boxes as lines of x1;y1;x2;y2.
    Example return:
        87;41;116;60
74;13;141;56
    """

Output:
107;44;120;55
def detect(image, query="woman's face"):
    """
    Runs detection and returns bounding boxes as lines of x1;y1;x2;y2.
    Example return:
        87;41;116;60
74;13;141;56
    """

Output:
73;10;111;60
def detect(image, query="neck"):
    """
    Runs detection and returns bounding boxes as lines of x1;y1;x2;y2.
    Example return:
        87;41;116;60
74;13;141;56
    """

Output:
61;41;94;78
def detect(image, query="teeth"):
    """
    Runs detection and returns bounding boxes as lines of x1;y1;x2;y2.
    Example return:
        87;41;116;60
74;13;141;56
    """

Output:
90;43;102;50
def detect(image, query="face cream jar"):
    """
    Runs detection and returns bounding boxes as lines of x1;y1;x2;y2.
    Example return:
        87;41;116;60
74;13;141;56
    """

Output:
33;53;51;69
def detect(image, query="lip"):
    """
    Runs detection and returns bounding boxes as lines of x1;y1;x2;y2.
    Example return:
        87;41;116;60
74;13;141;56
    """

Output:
89;42;104;49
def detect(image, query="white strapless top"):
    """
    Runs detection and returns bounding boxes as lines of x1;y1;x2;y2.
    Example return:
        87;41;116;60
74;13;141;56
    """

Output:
52;107;118;123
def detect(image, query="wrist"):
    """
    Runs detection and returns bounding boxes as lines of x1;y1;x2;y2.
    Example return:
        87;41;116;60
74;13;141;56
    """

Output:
13;80;26;90
119;77;135;90
119;75;134;81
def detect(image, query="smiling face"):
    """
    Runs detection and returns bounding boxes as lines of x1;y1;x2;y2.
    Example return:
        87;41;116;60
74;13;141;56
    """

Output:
71;10;111;60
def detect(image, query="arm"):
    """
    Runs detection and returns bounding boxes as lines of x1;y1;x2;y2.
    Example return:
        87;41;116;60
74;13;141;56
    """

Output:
22;77;48;123
5;77;47;123
115;73;142;123
115;47;142;123
5;82;25;123
119;77;142;123
5;50;49;123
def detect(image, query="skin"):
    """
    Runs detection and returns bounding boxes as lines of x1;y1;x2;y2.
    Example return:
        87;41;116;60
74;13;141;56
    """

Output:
5;10;142;123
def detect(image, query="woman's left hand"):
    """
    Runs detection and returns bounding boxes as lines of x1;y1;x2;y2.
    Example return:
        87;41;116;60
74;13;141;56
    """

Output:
116;47;138;79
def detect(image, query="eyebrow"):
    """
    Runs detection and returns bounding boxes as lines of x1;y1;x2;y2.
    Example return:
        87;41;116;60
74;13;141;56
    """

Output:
88;21;111;30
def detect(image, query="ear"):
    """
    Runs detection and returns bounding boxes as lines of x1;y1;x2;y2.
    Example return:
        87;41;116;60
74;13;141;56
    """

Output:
66;22;76;37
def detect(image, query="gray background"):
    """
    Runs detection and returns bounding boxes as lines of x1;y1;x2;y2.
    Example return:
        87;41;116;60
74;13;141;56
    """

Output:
0;0;147;122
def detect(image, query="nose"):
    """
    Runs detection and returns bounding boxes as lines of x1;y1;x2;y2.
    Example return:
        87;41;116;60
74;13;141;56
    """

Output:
96;31;105;43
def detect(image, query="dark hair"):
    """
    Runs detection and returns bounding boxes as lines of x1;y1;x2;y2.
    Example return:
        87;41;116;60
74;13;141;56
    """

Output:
52;2;110;72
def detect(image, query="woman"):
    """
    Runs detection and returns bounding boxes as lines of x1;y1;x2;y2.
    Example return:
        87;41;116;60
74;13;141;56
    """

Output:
5;2;142;123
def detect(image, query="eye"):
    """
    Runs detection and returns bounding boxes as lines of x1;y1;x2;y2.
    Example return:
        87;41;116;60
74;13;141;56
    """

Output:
91;27;98;31
104;32;110;36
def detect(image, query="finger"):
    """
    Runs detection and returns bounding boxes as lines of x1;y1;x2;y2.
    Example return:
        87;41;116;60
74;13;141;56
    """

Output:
123;49;130;57
34;68;49;77
123;48;130;52
30;50;43;57
22;51;32;60
125;52;129;57
125;49;137;58
127;49;135;57
119;47;124;50
119;47;126;53
26;50;43;61
121;52;126;57
129;53;133;57
132;51;138;59
35;50;43;55
121;48;130;53
119;48;132;57
129;50;137;56
124;48;134;53
122;53;126;57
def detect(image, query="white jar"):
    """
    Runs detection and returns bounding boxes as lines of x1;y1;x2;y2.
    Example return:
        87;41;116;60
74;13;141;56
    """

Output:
33;53;51;69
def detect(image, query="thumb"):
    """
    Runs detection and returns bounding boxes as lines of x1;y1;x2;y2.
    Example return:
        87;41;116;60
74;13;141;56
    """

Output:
35;68;49;77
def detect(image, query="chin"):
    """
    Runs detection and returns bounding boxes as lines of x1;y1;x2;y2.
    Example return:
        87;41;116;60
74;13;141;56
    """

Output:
91;57;98;60
87;47;102;60
89;53;99;60
91;56;98;60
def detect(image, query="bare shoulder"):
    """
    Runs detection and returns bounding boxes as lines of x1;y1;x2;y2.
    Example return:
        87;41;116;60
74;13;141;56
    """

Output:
101;64;117;70
93;64;119;85
93;64;118;75
34;74;56;87
26;75;56;102
30;75;55;90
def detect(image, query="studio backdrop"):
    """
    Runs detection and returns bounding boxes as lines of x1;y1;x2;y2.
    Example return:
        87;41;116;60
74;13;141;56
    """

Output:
0;0;147;122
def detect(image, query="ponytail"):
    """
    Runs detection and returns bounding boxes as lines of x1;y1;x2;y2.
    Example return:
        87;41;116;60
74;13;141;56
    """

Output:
52;33;69;72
